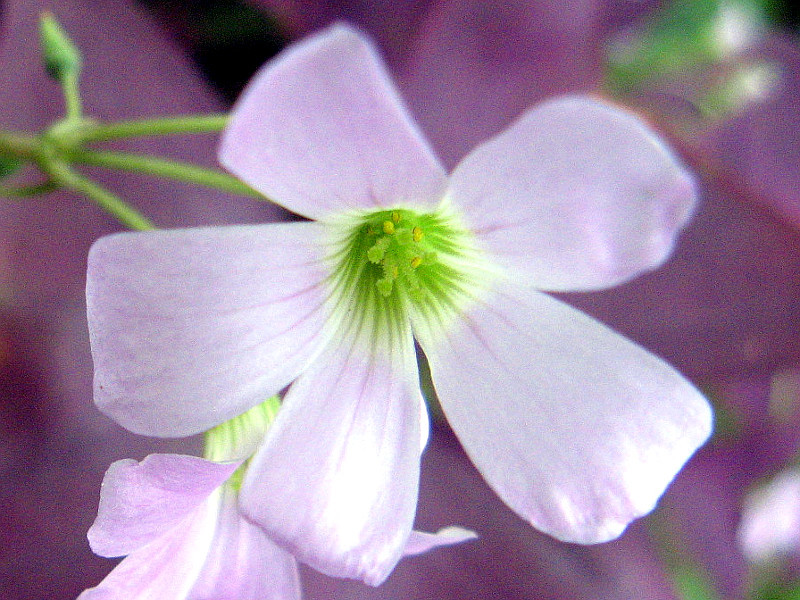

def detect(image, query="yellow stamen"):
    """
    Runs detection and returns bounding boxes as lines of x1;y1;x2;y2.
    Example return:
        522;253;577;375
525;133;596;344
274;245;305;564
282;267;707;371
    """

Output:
410;256;422;269
412;226;423;242
382;220;395;235
392;210;401;223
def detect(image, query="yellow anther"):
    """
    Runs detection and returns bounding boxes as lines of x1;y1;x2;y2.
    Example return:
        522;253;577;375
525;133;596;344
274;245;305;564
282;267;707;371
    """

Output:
392;211;401;223
391;265;399;279
382;220;395;235
410;256;422;269
412;226;423;242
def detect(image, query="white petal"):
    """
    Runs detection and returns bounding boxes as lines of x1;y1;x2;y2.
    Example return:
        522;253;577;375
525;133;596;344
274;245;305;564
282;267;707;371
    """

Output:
219;24;447;220
87;222;332;437
404;526;478;557
240;323;423;586
414;283;712;543
448;96;697;292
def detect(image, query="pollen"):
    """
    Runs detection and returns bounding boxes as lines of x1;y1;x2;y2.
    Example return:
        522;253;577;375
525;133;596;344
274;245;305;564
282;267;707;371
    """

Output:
328;206;483;332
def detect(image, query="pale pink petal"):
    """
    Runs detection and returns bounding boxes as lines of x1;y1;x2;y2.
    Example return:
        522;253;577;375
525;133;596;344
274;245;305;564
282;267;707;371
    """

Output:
219;24;447;220
448;96;697;292
189;487;302;599
78;495;220;600
88;454;240;557
414;283;712;544
738;468;800;562
86;222;331;437
80;485;301;600
403;526;478;557
240;324;423;586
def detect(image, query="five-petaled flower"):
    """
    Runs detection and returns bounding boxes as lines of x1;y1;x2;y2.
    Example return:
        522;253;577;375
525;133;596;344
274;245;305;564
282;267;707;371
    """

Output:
86;24;713;586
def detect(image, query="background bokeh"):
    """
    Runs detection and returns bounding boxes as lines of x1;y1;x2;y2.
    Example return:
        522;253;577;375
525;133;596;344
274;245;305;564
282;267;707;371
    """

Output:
1;1;799;598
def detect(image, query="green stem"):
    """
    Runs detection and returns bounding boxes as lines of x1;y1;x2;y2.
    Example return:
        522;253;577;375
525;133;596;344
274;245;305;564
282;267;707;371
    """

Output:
0;131;40;161
67;147;262;198
80;114;230;143
62;72;82;121
0;180;59;198
43;160;155;231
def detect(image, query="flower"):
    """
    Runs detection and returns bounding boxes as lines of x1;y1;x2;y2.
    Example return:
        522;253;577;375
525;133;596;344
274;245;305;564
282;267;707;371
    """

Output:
738;468;800;564
86;24;712;586
79;399;475;599
78;400;303;600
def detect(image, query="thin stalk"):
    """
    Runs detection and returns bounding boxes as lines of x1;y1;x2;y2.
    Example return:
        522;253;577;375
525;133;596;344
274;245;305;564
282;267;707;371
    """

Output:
62;72;83;121
67;147;262;198
0;181;59;198
80;114;230;143
43;160;155;231
0;131;40;161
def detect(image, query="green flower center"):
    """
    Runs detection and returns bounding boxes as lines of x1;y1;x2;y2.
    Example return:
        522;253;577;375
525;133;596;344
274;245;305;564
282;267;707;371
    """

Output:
327;206;485;339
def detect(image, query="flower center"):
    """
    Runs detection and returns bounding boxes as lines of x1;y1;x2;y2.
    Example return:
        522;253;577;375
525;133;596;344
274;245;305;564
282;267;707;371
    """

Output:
327;206;485;338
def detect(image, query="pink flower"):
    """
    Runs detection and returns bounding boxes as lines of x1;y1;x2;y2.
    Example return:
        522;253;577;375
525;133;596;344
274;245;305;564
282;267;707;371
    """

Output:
86;24;712;585
78;454;302;600
738;468;800;563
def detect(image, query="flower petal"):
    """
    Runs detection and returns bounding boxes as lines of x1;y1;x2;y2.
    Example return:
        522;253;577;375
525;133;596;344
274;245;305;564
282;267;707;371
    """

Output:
80;485;301;600
448;96;697;292
88;454;239;557
79;490;222;600
240;324;423;586
414;283;712;543
738;468;800;562
86;222;331;437
219;24;447;220
189;487;302;600
403;526;478;557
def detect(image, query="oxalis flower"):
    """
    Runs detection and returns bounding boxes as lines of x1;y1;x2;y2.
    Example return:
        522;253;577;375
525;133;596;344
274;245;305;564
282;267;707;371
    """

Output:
87;24;713;585
80;399;469;599
78;400;302;600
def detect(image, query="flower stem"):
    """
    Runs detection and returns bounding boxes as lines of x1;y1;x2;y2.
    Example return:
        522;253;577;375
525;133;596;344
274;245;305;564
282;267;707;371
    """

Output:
0;180;59;198
62;72;83;122
80;114;230;143
42;160;155;231
66;148;262;198
0;131;40;161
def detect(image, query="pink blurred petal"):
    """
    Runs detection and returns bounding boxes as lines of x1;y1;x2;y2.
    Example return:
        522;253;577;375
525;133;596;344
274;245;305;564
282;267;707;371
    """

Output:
415;283;712;543
219;24;447;220
449;96;696;292
86;223;331;437
240;324;424;586
738;468;800;562
88;454;240;557
403;526;477;557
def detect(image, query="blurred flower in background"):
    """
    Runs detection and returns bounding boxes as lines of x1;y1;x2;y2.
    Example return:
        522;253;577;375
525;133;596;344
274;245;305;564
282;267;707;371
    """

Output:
1;0;799;599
